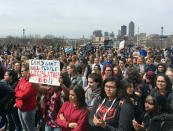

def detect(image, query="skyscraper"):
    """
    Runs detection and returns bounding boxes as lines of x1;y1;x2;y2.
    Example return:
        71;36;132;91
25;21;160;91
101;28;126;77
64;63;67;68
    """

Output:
121;25;127;36
104;32;109;37
128;21;135;38
93;30;102;37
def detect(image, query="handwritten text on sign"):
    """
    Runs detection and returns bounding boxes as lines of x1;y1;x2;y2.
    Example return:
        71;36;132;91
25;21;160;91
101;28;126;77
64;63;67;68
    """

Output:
29;60;60;86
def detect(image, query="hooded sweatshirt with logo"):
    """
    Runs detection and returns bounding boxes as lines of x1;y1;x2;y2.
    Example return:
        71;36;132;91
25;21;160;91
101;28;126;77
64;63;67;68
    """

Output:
15;77;38;111
89;97;134;131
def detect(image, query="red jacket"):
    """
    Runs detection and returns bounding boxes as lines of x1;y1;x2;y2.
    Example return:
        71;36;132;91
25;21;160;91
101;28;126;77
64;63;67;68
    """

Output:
15;77;38;111
56;101;88;131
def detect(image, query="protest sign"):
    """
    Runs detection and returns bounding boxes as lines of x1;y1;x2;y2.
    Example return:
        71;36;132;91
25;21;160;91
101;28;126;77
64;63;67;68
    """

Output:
29;59;60;86
65;46;73;54
119;40;125;50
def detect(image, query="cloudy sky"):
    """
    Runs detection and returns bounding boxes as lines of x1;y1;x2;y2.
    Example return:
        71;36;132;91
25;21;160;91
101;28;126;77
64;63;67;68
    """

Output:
0;0;172;38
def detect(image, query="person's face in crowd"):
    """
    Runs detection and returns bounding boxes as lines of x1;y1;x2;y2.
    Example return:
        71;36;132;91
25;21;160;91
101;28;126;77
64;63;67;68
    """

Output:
104;81;117;100
79;60;84;67
133;58;137;65
107;55;112;62
161;59;167;64
21;67;29;78
147;51;152;56
156;76;166;90
95;53;99;58
166;70;173;82
158;65;164;73
145;95;155;112
67;66;73;75
137;57;143;64
6;57;10;63
72;56;77;62
146;59;152;65
94;58;99;65
62;66;67;73
14;51;19;57
14;63;21;73
94;65;101;73
105;67;112;77
69;90;78;105
127;59;133;67
119;60;125;68
113;67;118;75
4;72;12;82
113;57;117;62
88;77;99;91
89;55;93;62
126;83;134;95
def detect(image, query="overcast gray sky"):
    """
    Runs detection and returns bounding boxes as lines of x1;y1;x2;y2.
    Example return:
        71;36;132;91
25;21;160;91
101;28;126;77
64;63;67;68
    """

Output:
0;0;172;38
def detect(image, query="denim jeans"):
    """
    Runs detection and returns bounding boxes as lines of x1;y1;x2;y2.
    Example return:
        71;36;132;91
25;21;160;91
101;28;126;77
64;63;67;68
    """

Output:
45;123;61;131
7;107;22;131
18;108;36;131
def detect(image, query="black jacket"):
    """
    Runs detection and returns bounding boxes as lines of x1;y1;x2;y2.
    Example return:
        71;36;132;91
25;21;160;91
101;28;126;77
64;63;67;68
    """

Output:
89;97;134;131
148;113;173;131
0;81;15;115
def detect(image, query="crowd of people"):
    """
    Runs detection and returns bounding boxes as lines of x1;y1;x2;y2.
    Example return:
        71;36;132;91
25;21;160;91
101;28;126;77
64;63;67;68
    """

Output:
0;45;173;131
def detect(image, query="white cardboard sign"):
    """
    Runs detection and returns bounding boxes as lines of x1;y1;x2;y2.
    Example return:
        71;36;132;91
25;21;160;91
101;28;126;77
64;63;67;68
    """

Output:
29;59;60;86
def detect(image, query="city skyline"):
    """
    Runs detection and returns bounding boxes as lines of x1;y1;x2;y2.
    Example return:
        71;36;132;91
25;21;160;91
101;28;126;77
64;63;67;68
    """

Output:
0;0;172;38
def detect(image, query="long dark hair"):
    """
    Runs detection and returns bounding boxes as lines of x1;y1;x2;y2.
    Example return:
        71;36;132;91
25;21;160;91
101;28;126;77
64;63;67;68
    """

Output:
119;78;134;104
72;85;87;109
88;73;103;88
112;65;124;80
100;76;121;100
6;70;19;83
156;73;172;94
149;93;173;114
126;68;142;85
157;63;167;74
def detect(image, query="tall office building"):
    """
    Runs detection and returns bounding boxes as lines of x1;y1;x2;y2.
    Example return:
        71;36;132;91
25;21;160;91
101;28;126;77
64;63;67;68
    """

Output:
93;30;103;37
128;21;135;38
110;32;115;38
121;25;127;36
104;32;109;37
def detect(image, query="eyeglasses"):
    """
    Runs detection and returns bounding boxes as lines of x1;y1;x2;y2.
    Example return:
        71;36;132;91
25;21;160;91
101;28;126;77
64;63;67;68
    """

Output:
105;85;116;89
21;70;26;73
157;80;165;83
105;70;112;72
145;101;154;105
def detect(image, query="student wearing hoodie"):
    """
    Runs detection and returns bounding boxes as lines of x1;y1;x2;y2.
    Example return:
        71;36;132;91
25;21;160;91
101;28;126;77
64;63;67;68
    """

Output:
56;85;88;131
15;63;38;131
89;77;134;131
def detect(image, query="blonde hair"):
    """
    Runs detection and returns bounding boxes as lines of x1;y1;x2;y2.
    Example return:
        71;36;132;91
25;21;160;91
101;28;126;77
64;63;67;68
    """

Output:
22;62;29;71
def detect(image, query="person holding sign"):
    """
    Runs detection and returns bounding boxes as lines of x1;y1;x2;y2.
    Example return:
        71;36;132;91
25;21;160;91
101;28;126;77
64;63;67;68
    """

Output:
31;72;71;131
15;63;38;131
